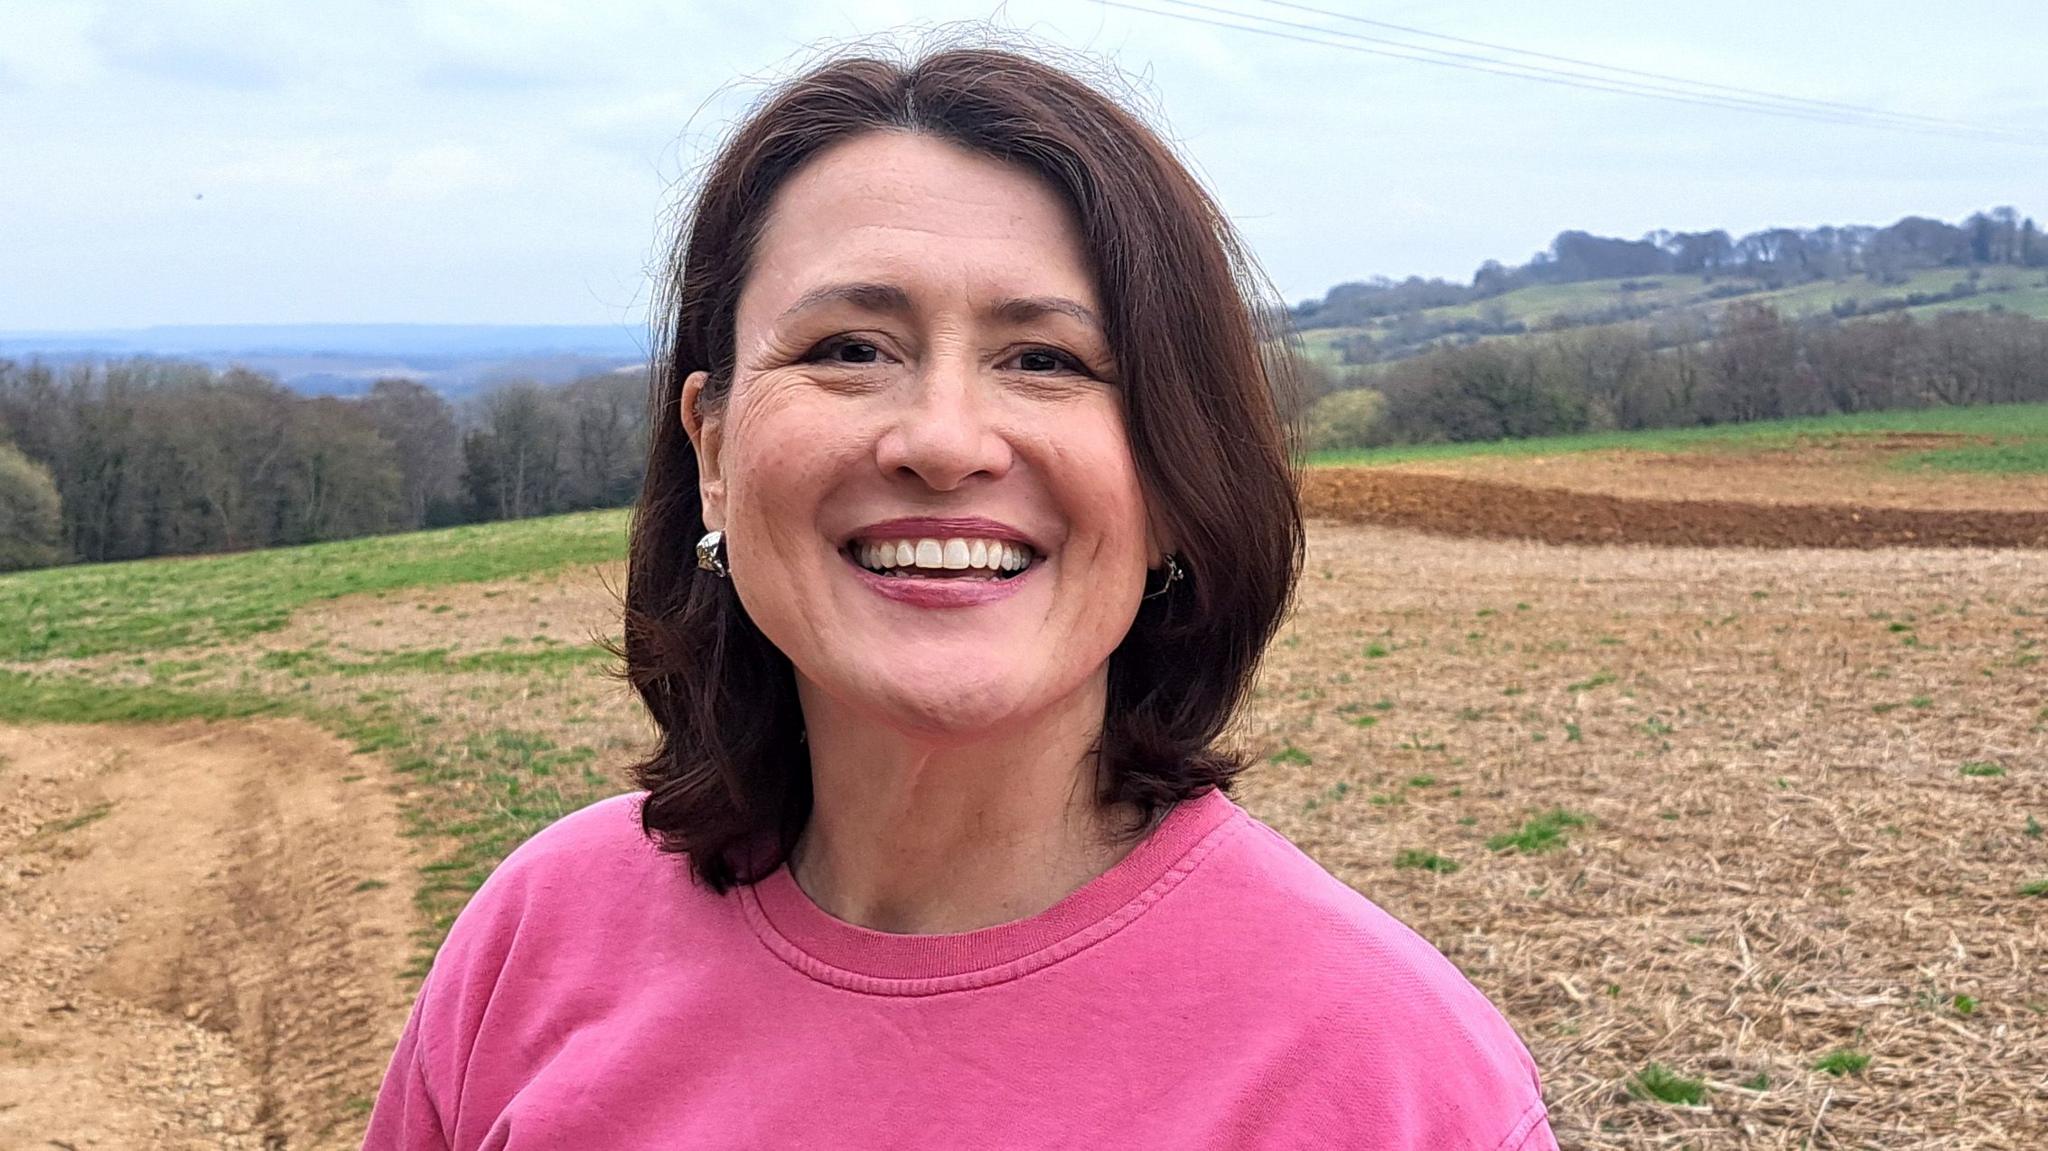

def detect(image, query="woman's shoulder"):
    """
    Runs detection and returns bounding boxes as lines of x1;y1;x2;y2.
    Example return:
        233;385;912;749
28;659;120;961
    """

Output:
421;791;700;989
493;789;656;875
1187;801;1547;1108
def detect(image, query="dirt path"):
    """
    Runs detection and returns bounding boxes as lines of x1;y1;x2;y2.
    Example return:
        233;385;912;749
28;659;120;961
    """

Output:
0;719;419;1150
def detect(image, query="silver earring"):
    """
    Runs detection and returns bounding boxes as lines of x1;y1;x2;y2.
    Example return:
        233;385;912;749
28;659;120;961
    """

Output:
695;530;729;577
1143;554;1184;601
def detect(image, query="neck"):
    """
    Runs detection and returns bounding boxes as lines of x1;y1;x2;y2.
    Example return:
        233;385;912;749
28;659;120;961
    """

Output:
787;672;1145;934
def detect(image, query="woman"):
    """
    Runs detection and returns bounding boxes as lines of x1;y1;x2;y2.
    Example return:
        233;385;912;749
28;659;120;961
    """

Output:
366;43;1557;1150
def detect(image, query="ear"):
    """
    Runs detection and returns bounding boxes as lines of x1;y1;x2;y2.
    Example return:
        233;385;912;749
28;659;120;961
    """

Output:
680;371;727;531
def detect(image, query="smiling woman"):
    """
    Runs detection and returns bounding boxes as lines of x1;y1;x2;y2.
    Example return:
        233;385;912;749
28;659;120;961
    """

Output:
364;40;1556;1151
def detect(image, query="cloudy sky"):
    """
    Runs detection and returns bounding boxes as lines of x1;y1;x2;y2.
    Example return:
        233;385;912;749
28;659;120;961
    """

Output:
3;0;2042;331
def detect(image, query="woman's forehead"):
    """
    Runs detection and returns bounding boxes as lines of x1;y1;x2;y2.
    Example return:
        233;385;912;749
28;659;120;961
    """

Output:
741;132;1098;322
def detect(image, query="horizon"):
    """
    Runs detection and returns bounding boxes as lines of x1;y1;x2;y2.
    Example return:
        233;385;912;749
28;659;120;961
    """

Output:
5;2;2044;329
4;196;2038;338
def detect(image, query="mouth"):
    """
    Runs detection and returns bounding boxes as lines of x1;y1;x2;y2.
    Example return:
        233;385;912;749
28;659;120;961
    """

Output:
844;535;1039;581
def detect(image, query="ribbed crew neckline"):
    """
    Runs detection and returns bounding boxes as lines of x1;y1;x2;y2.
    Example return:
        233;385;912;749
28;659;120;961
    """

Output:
739;788;1243;996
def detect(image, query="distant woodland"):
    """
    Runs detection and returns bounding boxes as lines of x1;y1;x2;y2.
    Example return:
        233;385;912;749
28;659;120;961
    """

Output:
1302;305;2048;452
1290;206;2048;451
0;363;648;571
1292;206;2046;332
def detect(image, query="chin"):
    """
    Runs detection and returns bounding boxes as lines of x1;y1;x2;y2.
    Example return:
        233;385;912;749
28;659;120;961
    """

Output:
860;666;1055;742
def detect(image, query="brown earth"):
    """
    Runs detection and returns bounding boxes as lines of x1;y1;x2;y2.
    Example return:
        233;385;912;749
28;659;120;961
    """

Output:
1304;467;2048;549
0;719;419;1150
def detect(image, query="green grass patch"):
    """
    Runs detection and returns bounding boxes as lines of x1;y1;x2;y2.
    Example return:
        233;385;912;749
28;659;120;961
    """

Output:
1487;808;1590;854
1959;761;2006;777
1268;744;1312;766
0;508;629;661
0;670;281;725
1627;1063;1706;1106
1307;401;2048;468
1894;438;2048;475
1813;1049;1871;1077
1393;848;1460;874
256;642;613;680
2020;878;2048;897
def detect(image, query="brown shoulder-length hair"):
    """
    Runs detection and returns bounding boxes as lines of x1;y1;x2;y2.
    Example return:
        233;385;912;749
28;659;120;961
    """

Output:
623;42;1304;893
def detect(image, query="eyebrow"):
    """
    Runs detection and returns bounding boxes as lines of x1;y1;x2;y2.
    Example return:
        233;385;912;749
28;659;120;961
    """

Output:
777;281;913;324
776;282;1104;334
988;295;1104;333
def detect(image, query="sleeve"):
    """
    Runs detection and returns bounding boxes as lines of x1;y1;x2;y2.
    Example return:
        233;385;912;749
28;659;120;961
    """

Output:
361;991;453;1150
1497;1101;1560;1151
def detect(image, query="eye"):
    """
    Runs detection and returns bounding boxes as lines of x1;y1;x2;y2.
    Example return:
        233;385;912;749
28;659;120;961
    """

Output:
1010;347;1084;374
805;337;886;365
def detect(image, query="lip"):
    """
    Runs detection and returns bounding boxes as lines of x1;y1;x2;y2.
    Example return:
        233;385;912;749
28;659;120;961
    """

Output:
844;553;1035;608
842;516;1040;551
839;516;1043;610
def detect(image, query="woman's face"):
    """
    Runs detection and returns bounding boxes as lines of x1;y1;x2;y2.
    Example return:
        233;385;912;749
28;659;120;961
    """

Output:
685;130;1159;740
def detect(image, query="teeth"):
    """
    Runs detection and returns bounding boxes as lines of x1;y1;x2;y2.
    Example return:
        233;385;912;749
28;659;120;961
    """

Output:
852;535;1034;575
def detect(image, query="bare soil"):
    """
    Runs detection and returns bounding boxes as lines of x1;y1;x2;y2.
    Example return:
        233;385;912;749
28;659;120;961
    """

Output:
0;719;418;1150
1385;432;2048;511
1304;467;2048;549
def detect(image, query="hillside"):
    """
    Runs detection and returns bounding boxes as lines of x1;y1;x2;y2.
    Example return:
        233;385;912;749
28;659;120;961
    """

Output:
1296;265;2048;369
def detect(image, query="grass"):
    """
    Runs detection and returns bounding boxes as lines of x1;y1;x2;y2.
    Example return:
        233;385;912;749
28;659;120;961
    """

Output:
1306;400;2048;469
1960;761;2006;777
1393;848;1460;874
0;670;282;725
1627;1062;1706;1106
1896;438;2048;475
1487;808;1589;854
255;643;614;680
1813;1049;1872;1077
0;508;629;661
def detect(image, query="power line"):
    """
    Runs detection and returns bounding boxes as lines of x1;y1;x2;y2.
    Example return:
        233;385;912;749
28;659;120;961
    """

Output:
1098;0;2047;146
1258;0;2004;135
1137;0;2034;139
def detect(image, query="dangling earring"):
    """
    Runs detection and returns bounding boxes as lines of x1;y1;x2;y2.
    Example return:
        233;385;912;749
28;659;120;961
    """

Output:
695;530;729;578
1142;554;1184;601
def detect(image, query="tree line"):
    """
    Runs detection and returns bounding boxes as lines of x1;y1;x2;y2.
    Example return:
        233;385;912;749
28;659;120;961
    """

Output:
1294;205;2046;330
0;359;650;571
1301;305;2048;451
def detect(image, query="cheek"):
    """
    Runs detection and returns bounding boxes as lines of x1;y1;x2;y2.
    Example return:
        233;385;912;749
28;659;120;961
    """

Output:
1049;414;1151;557
718;386;856;557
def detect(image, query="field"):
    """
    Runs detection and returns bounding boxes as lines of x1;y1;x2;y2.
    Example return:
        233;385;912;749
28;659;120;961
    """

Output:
3;407;2046;1147
1297;266;2048;368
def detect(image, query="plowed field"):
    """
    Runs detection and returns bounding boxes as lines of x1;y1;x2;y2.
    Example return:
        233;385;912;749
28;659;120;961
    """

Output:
1304;432;2048;550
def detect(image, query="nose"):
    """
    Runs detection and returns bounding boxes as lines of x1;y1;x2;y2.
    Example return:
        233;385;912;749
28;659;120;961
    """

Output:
873;354;1013;491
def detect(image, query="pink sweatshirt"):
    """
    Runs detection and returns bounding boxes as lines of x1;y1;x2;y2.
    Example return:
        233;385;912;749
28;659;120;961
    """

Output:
365;788;1556;1149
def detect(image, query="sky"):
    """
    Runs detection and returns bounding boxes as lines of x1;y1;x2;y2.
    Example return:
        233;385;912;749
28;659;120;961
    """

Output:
2;0;2043;330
